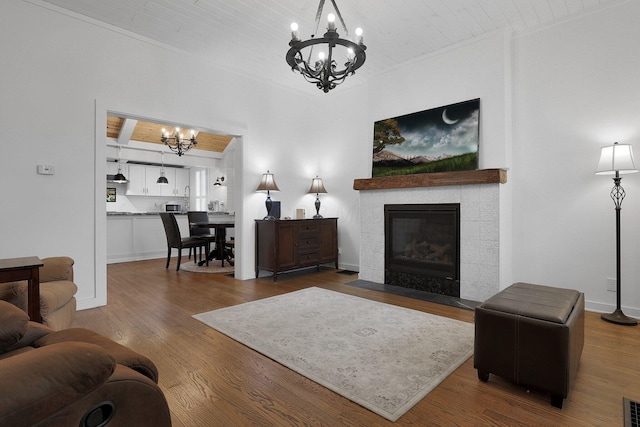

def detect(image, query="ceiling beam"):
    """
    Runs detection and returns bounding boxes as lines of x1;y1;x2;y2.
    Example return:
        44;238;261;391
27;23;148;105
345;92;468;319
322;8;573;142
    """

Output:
117;118;137;144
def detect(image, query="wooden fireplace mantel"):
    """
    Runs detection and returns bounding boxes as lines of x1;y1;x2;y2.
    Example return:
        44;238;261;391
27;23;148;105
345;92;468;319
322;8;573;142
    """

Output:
353;168;507;191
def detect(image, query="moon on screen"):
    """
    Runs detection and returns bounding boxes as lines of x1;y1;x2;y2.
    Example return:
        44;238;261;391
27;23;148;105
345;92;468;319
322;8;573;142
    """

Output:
442;108;459;125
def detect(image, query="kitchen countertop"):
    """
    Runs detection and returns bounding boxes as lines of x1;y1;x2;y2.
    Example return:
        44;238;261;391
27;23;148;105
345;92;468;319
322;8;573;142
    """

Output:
107;212;234;218
107;212;173;216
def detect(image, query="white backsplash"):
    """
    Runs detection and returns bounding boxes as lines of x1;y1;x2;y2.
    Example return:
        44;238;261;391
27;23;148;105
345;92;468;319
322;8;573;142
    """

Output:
106;182;188;213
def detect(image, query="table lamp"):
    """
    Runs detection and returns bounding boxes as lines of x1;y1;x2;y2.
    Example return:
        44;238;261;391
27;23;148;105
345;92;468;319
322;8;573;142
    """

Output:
256;170;280;220
308;176;328;219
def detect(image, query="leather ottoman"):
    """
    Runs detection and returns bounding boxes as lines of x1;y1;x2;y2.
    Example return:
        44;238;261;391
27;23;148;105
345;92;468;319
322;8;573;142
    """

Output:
474;282;585;408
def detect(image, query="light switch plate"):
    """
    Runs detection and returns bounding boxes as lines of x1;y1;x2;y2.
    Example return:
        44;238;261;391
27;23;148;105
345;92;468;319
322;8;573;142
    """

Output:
37;164;55;175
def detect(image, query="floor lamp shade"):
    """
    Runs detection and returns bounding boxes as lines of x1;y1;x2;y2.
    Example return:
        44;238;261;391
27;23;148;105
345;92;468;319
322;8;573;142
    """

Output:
596;142;638;326
256;171;280;220
308;176;328;219
596;143;638;175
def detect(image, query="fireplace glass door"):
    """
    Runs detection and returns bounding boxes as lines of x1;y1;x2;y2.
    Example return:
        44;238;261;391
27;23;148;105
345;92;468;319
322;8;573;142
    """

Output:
384;203;460;296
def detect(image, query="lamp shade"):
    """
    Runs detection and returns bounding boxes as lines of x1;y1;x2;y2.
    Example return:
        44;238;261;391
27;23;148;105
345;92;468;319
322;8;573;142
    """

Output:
595;142;639;175
156;171;169;185
113;168;127;183
308;176;328;194
256;171;280;192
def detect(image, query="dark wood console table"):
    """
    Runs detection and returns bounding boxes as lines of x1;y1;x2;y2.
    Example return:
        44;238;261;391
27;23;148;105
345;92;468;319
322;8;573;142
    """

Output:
0;256;44;322
255;218;338;282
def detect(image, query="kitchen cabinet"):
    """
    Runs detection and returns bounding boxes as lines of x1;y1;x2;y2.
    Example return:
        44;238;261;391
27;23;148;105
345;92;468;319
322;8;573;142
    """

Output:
106;216;135;262
163;167;190;197
255;218;338;281
125;164;189;196
107;214;190;263
125;164;154;196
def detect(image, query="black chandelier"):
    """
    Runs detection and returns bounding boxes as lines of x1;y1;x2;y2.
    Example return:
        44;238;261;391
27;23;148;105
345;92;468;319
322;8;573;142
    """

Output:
286;0;366;93
160;127;197;157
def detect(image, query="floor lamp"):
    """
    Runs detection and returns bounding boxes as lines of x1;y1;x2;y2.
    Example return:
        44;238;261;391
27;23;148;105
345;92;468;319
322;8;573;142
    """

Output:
595;142;638;326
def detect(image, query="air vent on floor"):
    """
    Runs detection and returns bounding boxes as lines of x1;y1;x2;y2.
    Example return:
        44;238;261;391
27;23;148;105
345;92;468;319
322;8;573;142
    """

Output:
624;397;639;427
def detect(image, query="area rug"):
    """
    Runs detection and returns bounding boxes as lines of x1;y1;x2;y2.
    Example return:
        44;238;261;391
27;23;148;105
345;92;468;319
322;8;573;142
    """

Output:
179;262;234;274
193;287;474;421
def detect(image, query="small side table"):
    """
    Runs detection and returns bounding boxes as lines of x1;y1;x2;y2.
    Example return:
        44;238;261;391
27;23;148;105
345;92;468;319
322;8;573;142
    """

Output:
0;256;44;322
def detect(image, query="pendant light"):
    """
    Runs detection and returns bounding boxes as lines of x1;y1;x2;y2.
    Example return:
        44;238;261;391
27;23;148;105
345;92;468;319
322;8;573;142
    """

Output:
113;146;127;183
157;151;169;185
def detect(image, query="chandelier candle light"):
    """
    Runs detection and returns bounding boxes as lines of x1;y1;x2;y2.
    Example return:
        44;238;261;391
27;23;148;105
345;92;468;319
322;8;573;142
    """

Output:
161;127;197;157
256;171;280;220
308;176;328;218
286;0;366;93
595;141;638;326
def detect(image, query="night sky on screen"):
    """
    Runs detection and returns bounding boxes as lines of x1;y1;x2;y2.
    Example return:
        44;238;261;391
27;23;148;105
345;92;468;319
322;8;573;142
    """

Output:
381;99;479;158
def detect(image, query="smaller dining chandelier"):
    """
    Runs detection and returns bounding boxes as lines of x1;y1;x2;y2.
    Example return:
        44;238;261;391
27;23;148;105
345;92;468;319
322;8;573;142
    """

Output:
161;127;197;157
286;0;366;93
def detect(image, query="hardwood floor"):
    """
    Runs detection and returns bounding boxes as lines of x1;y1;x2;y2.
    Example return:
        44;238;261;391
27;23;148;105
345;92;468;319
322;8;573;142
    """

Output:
73;259;640;426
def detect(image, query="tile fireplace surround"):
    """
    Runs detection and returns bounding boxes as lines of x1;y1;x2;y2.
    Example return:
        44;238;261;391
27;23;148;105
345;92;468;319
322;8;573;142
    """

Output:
355;170;506;303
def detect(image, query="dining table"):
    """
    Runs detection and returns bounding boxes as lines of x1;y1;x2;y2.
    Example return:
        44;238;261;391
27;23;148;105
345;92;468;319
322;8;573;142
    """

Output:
190;219;235;266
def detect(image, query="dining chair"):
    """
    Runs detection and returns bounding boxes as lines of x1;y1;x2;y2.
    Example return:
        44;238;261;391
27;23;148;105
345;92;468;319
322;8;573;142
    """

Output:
223;238;235;267
159;212;209;271
187;211;217;262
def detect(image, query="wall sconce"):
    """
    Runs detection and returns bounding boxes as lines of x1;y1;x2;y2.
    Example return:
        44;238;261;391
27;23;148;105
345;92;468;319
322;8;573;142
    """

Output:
213;176;225;186
308;176;328;219
595;141;638;326
256;170;280;220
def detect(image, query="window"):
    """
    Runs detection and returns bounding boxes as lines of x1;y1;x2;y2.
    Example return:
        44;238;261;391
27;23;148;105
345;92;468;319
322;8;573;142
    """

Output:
194;169;207;211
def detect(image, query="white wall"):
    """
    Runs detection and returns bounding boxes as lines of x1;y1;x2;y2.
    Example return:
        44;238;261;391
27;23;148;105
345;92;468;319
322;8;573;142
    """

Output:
363;30;513;290
356;1;640;317
511;1;640;317
0;1;366;309
3;1;639;318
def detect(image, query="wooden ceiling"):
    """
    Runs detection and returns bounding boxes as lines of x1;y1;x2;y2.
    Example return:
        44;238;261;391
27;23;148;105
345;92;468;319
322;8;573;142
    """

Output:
107;115;233;153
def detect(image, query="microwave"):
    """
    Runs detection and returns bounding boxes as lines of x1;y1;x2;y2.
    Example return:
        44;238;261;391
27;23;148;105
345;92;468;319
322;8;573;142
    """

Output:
165;204;181;212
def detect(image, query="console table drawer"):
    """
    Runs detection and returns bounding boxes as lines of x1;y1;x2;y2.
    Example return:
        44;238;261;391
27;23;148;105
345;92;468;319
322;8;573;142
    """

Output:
298;223;320;233
298;237;319;248
298;251;320;264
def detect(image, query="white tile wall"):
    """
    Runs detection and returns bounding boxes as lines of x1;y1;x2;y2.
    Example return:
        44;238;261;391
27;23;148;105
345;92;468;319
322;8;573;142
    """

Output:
358;184;501;302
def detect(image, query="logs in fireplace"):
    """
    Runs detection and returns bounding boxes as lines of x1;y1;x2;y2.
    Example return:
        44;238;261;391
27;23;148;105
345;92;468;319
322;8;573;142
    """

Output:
384;204;460;297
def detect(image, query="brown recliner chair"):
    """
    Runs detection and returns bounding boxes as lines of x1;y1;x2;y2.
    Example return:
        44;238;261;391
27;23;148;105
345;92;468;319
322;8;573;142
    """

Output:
0;300;172;426
0;256;77;330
